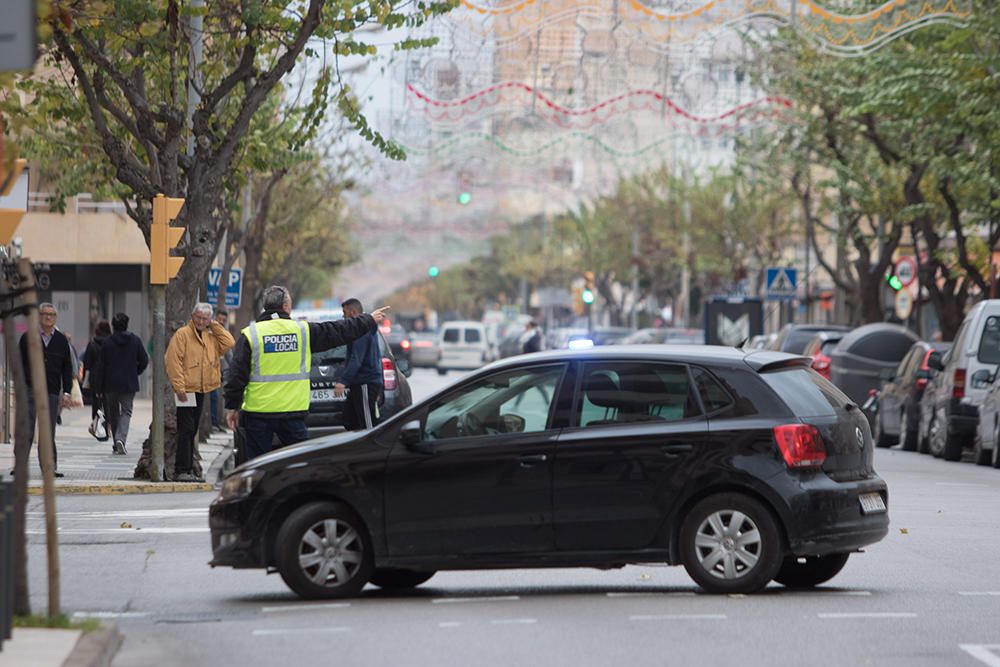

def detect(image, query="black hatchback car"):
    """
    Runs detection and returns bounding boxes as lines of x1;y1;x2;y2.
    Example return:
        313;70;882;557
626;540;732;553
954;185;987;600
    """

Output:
210;346;889;598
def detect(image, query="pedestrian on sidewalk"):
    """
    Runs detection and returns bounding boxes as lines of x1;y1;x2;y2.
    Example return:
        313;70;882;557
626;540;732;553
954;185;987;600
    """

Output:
81;319;112;428
334;298;384;431
91;313;149;455
166;303;235;482
224;286;389;461
16;302;74;477
520;320;544;354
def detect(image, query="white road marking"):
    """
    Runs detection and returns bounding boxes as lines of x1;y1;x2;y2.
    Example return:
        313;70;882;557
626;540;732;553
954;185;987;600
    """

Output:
28;527;209;535
606;592;697;598
782;590;872;597
959;592;1000;597
431;596;520;604
252;627;351;636
29;509;209;518
491;618;537;625
935;483;985;487
818;613;917;619
960;645;1000;667
261;603;351;613
629;614;727;621
439;622;464;628
72;611;149;619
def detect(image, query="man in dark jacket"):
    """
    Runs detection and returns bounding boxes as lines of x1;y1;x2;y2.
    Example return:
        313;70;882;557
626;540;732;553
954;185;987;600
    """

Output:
92;312;150;455
522;320;543;354
17;302;74;477
223;286;389;461
335;298;384;430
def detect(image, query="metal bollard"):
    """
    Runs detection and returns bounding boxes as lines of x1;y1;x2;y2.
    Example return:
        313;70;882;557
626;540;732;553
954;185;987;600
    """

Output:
0;479;13;651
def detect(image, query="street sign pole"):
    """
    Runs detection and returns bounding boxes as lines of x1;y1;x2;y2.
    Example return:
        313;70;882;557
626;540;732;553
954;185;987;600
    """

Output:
150;285;166;482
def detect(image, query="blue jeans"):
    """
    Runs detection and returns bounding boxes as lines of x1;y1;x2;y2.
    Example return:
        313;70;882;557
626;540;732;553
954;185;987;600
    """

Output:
241;415;309;461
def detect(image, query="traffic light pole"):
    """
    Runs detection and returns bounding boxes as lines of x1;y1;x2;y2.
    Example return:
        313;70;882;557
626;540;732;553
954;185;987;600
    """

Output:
150;284;166;482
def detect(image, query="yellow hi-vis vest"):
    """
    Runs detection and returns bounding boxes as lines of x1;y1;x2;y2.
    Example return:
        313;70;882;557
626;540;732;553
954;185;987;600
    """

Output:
241;318;311;413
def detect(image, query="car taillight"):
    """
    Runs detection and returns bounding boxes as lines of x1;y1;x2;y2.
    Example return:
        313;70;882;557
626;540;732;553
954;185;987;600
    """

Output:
953;368;966;399
382;357;397;391
773;424;827;469
401;339;411;351
916;378;928;391
812;358;831;371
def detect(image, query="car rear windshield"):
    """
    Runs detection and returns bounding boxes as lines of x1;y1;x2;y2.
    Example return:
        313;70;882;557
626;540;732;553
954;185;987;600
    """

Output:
465;328;482;343
443;328;460;343
313;346;347;366
978;316;1000;364
783;330;821;354
760;368;854;418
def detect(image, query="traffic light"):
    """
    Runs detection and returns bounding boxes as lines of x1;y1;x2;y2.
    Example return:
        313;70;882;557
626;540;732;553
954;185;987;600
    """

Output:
457;191;471;205
428;265;439;278
886;271;902;291
150;194;185;284
582;271;595;305
0;158;27;245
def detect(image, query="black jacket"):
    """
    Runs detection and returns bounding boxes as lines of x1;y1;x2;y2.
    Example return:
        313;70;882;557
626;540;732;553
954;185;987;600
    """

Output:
19;329;74;397
82;336;107;378
223;310;377;418
92;331;150;394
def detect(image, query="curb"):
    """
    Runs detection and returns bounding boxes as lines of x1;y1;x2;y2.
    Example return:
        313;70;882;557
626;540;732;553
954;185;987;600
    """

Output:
63;622;122;667
27;482;214;495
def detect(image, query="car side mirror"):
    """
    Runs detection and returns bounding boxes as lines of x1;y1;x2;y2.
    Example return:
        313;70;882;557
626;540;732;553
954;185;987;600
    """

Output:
927;351;944;371
971;369;993;389
397;358;412;377
400;419;433;454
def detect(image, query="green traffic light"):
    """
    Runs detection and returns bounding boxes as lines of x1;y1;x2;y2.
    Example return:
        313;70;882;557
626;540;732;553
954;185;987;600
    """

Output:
428;266;440;278
581;289;595;304
457;192;471;205
887;275;902;291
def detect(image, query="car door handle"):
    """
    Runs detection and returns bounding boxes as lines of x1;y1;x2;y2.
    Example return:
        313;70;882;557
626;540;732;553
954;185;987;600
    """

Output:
661;444;694;458
518;454;549;467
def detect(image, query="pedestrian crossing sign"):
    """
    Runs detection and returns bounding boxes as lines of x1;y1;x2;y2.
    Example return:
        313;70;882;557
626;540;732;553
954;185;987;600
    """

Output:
766;267;798;300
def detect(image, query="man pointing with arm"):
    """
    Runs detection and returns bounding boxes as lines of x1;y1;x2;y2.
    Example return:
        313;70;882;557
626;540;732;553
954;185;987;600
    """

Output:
224;285;389;461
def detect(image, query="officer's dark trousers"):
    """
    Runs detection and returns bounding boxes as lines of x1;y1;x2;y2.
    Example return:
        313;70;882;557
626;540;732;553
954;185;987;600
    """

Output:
242;414;308;461
175;392;205;477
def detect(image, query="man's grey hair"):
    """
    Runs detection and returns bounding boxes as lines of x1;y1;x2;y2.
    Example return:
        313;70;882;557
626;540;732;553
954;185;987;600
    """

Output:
192;302;213;317
262;286;291;312
39;302;56;313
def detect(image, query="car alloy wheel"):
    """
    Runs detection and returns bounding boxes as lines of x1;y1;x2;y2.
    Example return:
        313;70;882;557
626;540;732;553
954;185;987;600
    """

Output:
928;415;944;458
275;502;373;599
680;493;782;594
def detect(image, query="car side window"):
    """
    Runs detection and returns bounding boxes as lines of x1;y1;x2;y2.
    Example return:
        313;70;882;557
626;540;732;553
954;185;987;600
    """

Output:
577;362;701;427
423;365;565;441
691;367;734;414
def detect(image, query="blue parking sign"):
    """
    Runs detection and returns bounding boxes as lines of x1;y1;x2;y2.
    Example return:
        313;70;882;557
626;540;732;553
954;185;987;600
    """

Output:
206;268;242;308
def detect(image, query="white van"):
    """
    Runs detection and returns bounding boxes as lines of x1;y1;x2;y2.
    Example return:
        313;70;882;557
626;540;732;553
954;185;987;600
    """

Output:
437;321;492;375
922;299;1000;461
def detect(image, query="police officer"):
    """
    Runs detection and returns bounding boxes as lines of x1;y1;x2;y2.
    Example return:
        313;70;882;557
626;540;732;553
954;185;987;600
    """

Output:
223;285;389;461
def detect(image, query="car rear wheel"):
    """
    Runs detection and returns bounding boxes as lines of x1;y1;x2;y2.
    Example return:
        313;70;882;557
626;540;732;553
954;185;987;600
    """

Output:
774;553;850;588
873;411;893;448
974;433;992;466
680;493;783;595
370;569;436;590
928;414;945;458
275;502;373;600
898;408;918;452
993;425;1000;469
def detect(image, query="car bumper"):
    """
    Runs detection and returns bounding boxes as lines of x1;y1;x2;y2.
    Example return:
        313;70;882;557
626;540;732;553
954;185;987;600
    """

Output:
208;498;267;569
781;474;890;557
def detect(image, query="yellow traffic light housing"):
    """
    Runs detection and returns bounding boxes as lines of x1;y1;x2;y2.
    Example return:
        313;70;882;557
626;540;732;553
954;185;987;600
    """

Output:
0;159;28;245
150;194;185;284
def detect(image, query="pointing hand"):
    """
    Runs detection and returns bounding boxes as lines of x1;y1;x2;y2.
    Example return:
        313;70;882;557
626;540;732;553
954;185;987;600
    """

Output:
370;306;391;324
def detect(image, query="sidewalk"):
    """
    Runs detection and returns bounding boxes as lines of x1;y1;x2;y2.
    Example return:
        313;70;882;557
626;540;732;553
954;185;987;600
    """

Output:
0;397;234;494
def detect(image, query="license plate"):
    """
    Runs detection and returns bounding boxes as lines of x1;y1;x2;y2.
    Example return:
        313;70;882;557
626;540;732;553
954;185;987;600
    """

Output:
310;389;345;402
858;492;886;514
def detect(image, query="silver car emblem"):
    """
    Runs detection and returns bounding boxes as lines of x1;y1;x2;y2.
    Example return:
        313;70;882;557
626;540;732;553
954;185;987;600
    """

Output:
855;427;865;450
318;366;330;376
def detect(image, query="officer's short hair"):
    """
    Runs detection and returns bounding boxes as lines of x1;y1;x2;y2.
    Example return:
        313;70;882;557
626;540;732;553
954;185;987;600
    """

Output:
341;298;363;314
192;303;213;318
262;286;291;312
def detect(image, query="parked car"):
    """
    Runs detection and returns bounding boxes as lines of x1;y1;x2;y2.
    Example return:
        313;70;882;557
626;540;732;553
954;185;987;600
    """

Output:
973;365;1000;468
767;324;851;355
408;331;439;368
381;322;411;364
801;331;847;381
920;300;1000;461
436;321;492;375
305;330;413;438
210;345;888;599
620;328;705;345
828;323;919;406
872;341;951;450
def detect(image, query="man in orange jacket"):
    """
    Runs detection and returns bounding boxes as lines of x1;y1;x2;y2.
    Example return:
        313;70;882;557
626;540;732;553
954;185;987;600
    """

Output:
166;302;235;482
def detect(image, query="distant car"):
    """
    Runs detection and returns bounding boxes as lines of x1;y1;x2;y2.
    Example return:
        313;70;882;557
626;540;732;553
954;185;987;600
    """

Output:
621;328;705;345
548;327;589;350
565;327;636;348
973;366;1000;468
873;341;951;451
828;323;919;407
306;331;413;438
920;300;1000;460
381;323;411;363
436;321;492;375
408;331;439;368
767;324;851;355
801;331;846;381
210;345;889;600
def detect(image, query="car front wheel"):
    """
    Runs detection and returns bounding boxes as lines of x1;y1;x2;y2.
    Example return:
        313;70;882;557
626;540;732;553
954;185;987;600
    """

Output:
680;493;783;594
773;553;850;589
898;408;918;452
874;411;893;448
370;569;436;590
275;502;373;600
